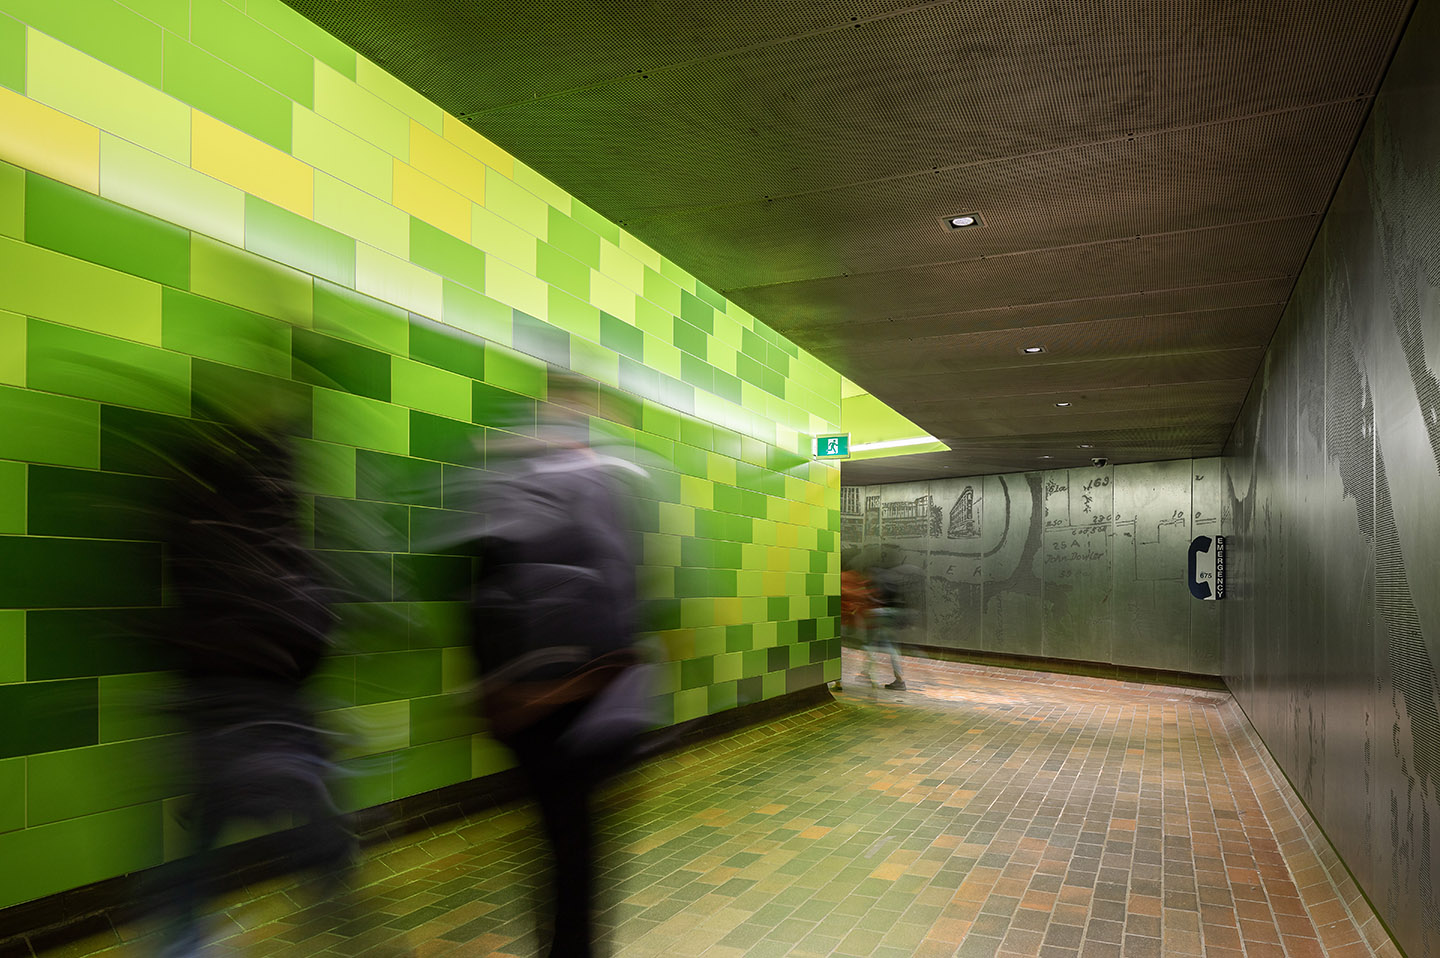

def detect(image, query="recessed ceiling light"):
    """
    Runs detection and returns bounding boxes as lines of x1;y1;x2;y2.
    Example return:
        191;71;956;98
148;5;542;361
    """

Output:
1077;443;1094;448
1038;455;1052;459
1055;401;1071;407
939;212;985;231
1020;345;1046;354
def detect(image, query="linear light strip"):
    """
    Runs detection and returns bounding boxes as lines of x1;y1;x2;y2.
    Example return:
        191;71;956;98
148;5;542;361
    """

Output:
850;436;939;452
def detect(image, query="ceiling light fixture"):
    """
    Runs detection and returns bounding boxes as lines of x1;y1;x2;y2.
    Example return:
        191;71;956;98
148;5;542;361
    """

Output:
1020;345;1046;354
850;435;939;452
939;212;985;231
1055;401;1072;407
1077;443;1094;448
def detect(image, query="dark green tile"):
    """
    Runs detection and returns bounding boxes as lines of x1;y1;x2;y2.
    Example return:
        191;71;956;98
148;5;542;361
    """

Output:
410;691;472;745
410;315;486;381
330;603;410;654
672;318;707;360
472;381;535;431
410;507;480;558
293;328;391;402
767;597;789;622
355;649;442;704
191;359;311;436
600;312;643;363
442;463;486;512
356;449;443;507
26;608;174;679
27;466;167;540
320;549;393;603
99;405;192;477
407;600;468;649
680;656;714;690
313;495;409;553
695;281;726;313
511;309;569;368
25;174;189;289
0;678;98;759
0;536;160;608
392;737;470;797
680;291;714;334
681;537;713;569
394;553;472;602
162;288;290;375
726;624;754;653
674;568;710;599
410;410;484;465
411;219;486;291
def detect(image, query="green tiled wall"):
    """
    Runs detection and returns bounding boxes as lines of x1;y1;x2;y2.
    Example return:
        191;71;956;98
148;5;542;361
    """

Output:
0;0;843;910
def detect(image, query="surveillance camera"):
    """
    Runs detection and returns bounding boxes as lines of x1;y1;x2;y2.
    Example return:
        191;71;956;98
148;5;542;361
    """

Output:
1090;457;1109;467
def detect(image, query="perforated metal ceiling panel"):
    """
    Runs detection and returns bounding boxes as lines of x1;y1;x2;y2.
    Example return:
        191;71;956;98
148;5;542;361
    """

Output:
284;0;1414;482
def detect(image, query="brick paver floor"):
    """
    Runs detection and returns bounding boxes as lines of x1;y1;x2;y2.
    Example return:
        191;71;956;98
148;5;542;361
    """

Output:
42;650;1400;957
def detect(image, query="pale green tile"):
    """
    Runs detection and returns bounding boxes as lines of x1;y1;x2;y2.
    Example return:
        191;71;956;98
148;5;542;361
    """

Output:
245;194;355;287
512;161;570;215
356;243;442;318
393;357;470;420
618;230;662;271
331;700;409;757
313;61;409;160
471;202;537;272
484;169;549;239
27;28;189;163
0;309;22;385
312;387;408;454
569;335;618;388
0;0;161;86
442;281;511;345
546;286;600;342
484;255;548;319
314;172;408;258
0;235;161;345
598;238;644;292
100;134;245;248
294;106;394;203
190;234;313;327
0;610;22;683
355;57;441;132
643;266;682;316
658;256;697;292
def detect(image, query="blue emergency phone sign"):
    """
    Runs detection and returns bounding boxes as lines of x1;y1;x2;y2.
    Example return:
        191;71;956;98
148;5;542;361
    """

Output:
814;434;850;459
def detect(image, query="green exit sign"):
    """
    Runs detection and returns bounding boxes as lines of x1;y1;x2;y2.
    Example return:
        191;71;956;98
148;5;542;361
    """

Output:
814;434;850;459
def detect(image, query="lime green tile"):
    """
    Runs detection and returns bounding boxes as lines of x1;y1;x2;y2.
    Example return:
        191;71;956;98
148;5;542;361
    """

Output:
247;0;357;80
569;334;618;387
190;235;312;327
393;358;470;420
512;162;570;216
0;309;22;386
569;201;620;248
161;288;289;375
0;161;19;240
0;803;162;910
294;438;356;498
313;280;408;355
0;610;21;683
484;169;549;238
246;195;355;287
27;28;189;163
440;646;474;693
443;281;511;344
26;173;190;289
312;387;408;455
483;344;546;399
28;737;174;825
546;287;600;342
296;107;394;205
192;0;313;107
313;61;408;159
472;735;514;778
546;207;601;268
28;319;189;416
331;700;409;758
0;383;98;467
0;235;161;344
100;134;246;249
411;218;486;291
162;34;292;151
472;203;537;272
355;57;442;132
0;456;21;538
0;757;21;834
0;14;23;93
314;172;408;258
392;738;469;797
2;0;160;86
658;256;696;292
642;267;682;316
536;241;589;300
672;687;706;724
116;0;187;33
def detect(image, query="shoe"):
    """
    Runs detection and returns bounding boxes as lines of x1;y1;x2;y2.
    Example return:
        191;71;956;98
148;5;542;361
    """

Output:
885;679;907;691
832;681;844;692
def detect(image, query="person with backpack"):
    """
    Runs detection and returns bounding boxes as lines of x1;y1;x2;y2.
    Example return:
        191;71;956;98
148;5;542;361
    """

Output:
468;373;652;958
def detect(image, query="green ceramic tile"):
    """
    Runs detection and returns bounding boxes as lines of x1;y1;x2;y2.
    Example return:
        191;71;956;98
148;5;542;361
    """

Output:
162;33;292;152
329;604;408;656
161;288;290;376
407;600;467;650
567;201;620;249
535;241;589;300
409;315;486;382
98;671;177;743
27;737;173;825
411;218;486;292
409;691;471;746
356;449;442;507
643;266;681;316
600;312;644;363
0;384;98;468
312;387;408;455
545;207;601;268
355;57;442;131
28;319;189;416
190;235;312;328
392;737;470;798
313;61;407;159
3;0;160;85
192;0;313;107
707;680;737;714
0;536;160;609
0;803;161;910
0;611;21;684
26;465;164;540
246;195;355;288
441;281;510;344
0;235;162;345
484;169;549;238
672;687;706;724
483;345;546;399
293;328;391;402
355;649;442;705
0;677;97;759
98;405;190;476
289;438;353;500
189;358;309;431
546;287;601;343
100;134;246;250
511;309;569;367
409;410;484;466
680;291;715;335
393;358;471;420
247;0;357;79
471;203;537;272
313;495;409;552
0;757;21;834
0;161;20;240
0;460;21;535
314;280;409;356
0;14;19;93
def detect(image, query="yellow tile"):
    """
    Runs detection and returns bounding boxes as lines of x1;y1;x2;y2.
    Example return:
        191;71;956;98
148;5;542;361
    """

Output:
680;475;712;510
192;110;311;217
714;598;744;627
443;113;513;178
410;120;486;205
392;159;469;239
708;454;736;486
790;501;810;525
774;523;798;548
763;571;788;595
0;86;99;192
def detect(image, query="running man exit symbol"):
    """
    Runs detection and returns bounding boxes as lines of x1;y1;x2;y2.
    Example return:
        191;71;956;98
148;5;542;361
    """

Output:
814;434;850;459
